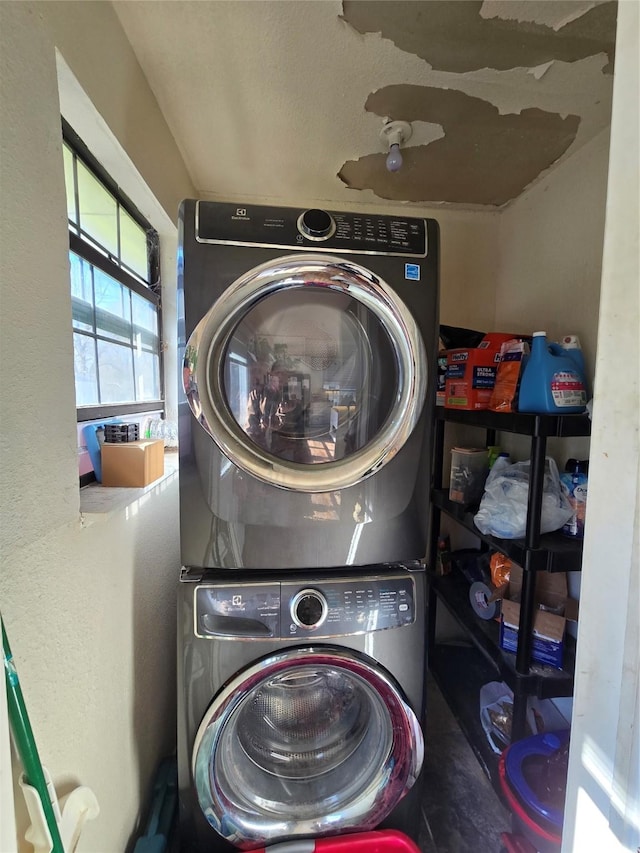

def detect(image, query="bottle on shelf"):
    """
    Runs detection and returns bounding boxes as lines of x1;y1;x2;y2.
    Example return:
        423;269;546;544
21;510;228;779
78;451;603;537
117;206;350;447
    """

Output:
518;332;587;415
560;459;588;539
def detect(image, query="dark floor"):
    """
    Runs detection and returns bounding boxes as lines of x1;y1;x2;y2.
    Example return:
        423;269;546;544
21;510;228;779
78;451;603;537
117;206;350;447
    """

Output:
417;674;512;853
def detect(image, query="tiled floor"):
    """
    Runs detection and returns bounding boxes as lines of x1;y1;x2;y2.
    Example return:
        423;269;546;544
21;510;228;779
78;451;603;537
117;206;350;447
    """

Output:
418;674;512;852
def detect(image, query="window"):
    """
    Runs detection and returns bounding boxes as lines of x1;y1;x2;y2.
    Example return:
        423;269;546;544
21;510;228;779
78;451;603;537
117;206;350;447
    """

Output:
62;119;163;421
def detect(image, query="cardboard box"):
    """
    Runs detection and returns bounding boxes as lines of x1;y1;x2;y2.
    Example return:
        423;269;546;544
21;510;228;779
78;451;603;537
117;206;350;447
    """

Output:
445;332;515;410
101;439;164;487
499;564;579;669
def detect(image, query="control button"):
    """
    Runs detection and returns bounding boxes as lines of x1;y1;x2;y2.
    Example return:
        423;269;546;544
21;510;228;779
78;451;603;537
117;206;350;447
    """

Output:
291;588;328;629
297;209;336;241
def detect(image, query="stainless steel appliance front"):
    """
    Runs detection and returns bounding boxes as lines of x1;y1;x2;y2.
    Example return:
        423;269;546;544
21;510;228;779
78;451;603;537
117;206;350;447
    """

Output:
178;201;439;570
177;564;426;851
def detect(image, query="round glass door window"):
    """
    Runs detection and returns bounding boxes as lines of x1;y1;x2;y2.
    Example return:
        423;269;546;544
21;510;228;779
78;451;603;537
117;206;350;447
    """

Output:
222;287;397;465
192;647;423;849
183;255;426;492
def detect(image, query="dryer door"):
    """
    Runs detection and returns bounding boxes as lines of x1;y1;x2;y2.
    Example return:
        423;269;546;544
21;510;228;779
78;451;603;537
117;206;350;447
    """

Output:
191;646;423;849
183;254;427;492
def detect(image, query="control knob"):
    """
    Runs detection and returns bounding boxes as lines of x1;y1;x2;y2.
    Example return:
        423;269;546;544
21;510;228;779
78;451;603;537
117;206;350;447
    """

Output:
297;208;336;241
291;588;328;629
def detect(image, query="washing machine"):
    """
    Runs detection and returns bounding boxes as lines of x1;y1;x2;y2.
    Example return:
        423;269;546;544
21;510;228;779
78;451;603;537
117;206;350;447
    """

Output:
177;562;426;851
178;200;439;570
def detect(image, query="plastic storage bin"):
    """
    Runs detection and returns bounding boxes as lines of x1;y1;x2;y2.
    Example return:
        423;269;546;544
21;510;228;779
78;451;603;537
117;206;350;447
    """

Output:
449;447;488;505
251;830;422;853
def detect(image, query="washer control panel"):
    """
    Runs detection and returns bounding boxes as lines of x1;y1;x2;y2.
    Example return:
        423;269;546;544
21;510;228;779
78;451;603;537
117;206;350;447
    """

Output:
194;574;416;639
195;201;427;257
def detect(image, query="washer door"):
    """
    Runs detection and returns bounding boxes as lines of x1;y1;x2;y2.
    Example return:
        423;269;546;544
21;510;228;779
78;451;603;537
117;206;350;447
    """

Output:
183;254;427;492
192;646;423;849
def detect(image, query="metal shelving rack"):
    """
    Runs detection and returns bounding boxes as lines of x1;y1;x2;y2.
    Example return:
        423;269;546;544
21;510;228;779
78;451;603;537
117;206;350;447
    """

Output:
427;407;590;785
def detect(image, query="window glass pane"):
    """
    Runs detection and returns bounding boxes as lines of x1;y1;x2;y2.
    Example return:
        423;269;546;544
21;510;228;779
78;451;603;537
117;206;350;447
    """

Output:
69;253;93;332
63;145;77;226
134;350;160;400
132;291;158;335
94;268;132;343
77;159;118;256
121;208;148;282
97;340;135;403
73;333;99;405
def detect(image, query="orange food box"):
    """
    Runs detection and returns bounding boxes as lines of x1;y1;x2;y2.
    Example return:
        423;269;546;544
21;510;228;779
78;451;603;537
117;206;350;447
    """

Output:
445;333;515;410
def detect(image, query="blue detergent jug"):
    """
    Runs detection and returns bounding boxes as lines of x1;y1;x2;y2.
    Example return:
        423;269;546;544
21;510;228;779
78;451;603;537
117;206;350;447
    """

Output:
555;334;589;398
518;331;587;414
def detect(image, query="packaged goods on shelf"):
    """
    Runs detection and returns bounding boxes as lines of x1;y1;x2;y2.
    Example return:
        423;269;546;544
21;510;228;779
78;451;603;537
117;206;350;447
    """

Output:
499;565;579;669
489;339;530;413
479;681;569;753
444;332;516;411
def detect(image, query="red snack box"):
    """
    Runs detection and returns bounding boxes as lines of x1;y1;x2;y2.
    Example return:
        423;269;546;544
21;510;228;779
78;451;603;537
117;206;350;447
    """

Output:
445;332;515;410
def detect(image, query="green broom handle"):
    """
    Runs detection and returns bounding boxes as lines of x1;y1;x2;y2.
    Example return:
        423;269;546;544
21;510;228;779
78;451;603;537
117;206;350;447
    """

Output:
2;618;65;853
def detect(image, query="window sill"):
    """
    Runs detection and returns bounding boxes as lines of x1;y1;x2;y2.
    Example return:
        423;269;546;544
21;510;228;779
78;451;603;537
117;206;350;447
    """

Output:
79;449;178;525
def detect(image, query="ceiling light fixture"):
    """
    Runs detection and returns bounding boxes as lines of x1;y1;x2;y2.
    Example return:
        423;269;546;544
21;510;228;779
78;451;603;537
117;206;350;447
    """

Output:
380;120;412;173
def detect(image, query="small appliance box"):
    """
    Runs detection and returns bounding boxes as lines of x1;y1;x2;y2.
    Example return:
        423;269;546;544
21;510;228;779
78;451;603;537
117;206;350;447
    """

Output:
101;439;164;487
445;332;514;410
499;564;579;669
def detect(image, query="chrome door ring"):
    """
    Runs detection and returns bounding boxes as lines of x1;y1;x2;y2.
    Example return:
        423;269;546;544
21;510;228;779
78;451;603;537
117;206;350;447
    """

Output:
183;254;427;492
192;646;423;847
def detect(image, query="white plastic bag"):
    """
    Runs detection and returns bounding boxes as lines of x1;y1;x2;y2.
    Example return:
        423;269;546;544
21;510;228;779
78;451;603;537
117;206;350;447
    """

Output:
474;457;572;539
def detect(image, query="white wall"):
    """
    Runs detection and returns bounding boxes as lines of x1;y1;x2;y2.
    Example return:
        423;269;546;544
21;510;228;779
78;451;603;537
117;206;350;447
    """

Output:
563;1;640;849
489;110;612;514
494;127;611;385
0;2;193;849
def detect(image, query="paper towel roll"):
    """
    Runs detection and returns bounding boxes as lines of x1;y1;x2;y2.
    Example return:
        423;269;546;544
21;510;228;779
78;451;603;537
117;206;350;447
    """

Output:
469;581;500;620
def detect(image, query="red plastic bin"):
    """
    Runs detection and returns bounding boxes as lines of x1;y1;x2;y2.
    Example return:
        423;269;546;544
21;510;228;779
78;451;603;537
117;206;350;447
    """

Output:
251;829;422;852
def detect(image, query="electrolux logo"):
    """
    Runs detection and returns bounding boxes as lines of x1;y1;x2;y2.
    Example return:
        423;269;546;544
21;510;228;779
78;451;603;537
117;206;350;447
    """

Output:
232;207;250;221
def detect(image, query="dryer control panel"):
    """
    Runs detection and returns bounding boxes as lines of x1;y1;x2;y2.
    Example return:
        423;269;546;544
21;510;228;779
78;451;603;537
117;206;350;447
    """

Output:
195;201;427;258
194;573;416;640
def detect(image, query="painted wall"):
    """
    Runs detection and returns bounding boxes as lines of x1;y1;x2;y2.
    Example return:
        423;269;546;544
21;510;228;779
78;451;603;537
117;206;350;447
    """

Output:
0;2;192;850
488;118;612;531
563;1;639;848
494;127;611;385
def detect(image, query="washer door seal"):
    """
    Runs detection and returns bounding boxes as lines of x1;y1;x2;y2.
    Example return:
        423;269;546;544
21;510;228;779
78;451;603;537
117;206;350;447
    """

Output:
182;254;427;493
191;646;423;849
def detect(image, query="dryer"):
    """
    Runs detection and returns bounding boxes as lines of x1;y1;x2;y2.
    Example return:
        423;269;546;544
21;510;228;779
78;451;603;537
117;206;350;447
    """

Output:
177;562;426;851
178;201;439;570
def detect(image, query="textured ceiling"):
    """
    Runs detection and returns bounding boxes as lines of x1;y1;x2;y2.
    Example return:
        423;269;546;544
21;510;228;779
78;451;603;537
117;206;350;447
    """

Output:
113;0;616;211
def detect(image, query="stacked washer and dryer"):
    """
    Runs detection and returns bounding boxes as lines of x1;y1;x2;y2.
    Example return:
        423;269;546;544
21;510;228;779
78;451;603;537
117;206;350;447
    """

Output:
176;201;439;852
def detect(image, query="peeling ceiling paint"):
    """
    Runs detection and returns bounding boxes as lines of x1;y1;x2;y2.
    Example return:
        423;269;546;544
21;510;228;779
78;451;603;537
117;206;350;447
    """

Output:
339;85;580;206
341;0;617;73
479;1;603;32
112;1;616;212
339;0;614;206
